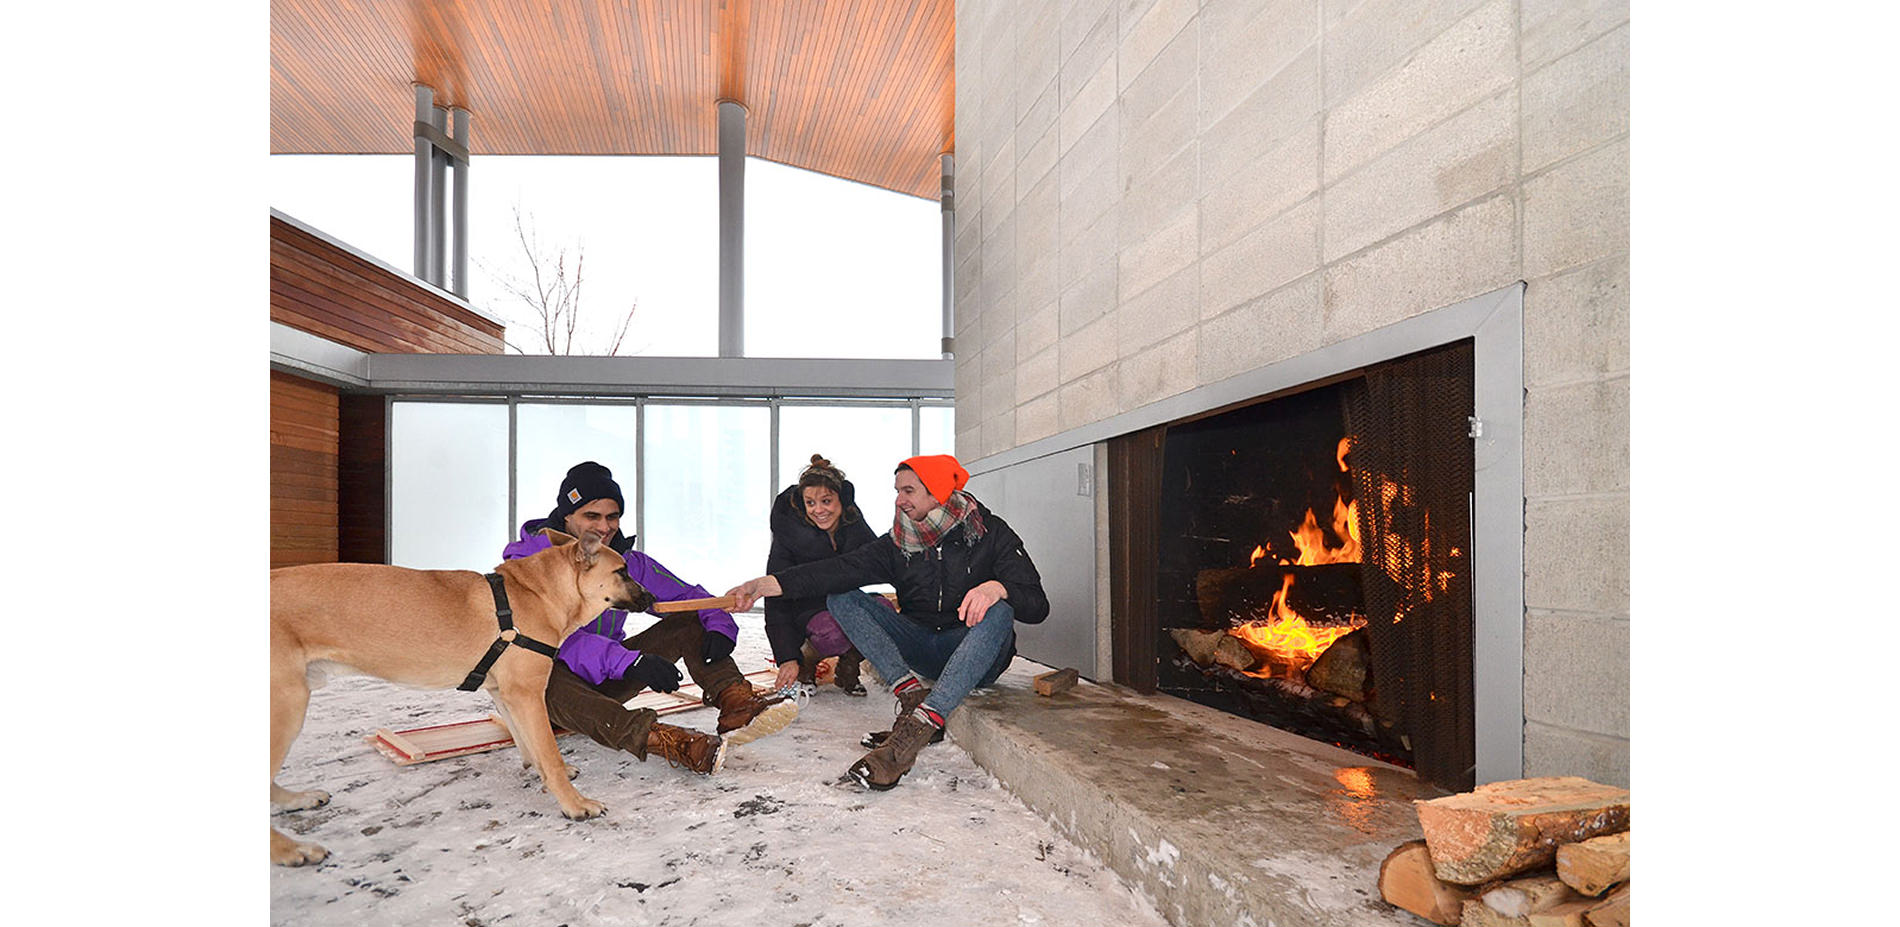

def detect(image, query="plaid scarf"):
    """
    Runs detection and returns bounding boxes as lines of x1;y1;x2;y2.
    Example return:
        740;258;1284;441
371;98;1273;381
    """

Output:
891;490;986;554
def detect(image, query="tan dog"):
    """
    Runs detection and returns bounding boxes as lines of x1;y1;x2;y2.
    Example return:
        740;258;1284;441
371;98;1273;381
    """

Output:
270;529;653;866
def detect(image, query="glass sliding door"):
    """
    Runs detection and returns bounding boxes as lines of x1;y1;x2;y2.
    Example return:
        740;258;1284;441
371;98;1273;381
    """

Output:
515;402;640;535
642;403;772;592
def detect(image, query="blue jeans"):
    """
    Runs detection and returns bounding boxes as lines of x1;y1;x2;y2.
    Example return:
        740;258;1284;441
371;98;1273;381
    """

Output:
826;589;1015;717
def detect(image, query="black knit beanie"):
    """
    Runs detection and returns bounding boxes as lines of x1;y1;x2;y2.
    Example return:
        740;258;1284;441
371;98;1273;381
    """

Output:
547;461;625;527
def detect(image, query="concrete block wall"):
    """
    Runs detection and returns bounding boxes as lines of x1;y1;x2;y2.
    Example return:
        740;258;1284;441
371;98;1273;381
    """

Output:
953;0;1630;786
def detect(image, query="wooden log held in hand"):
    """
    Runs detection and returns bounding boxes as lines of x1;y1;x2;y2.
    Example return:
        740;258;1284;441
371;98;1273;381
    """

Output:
1414;776;1630;885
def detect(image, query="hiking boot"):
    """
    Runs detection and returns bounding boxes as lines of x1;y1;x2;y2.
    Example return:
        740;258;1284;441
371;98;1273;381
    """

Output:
714;682;799;745
797;642;821;687
860;684;944;748
643;723;727;775
847;711;940;790
834;648;868;697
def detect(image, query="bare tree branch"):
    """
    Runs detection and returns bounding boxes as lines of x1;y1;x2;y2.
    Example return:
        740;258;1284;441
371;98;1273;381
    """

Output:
476;205;641;356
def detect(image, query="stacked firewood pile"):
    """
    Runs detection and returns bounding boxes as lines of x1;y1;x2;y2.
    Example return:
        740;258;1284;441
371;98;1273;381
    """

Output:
1379;776;1631;926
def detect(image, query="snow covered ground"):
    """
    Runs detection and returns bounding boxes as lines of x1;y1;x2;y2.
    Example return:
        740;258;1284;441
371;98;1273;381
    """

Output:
269;613;1171;927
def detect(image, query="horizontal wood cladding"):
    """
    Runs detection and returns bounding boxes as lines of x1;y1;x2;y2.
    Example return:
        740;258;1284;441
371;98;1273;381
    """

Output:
270;215;504;354
270;0;954;198
272;371;340;568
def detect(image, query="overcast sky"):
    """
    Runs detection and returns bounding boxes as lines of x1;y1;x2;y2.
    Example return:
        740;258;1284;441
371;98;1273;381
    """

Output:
270;154;945;359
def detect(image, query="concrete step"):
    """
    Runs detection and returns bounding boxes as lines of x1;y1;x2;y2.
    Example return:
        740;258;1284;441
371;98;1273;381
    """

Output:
947;659;1449;927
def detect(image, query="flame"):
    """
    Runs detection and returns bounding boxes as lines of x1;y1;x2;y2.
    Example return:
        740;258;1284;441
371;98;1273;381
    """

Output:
1231;435;1366;675
1231;574;1365;677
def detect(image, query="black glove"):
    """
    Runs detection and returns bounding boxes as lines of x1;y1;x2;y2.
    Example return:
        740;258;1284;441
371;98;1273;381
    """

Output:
700;630;736;664
627;654;681;693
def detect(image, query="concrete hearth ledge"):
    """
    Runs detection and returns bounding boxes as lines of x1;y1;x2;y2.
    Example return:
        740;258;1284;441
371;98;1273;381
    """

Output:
947;659;1448;927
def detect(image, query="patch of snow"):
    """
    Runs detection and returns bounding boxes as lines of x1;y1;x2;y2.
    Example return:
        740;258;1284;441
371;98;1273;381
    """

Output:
271;613;1171;925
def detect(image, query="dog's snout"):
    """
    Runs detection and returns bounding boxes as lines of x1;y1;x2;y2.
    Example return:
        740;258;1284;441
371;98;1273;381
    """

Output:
616;579;655;612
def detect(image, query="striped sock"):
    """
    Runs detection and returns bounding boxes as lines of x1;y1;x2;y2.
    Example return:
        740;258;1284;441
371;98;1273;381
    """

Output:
918;707;945;728
892;675;923;697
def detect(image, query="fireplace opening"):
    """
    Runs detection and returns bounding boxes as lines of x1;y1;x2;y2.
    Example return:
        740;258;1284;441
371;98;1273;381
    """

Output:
1113;339;1479;791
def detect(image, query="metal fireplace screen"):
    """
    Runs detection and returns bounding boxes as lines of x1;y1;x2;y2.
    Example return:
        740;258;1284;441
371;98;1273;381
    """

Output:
1342;339;1476;790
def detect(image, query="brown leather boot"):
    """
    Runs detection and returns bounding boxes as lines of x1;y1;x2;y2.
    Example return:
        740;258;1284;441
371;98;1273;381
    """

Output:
847;710;940;790
643;722;727;775
861;684;944;748
834;647;867;696
713;682;798;745
797;641;822;687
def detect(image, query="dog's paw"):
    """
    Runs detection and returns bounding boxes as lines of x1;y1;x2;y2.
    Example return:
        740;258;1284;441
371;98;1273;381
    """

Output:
271;829;329;866
560;796;607;820
271;788;331;814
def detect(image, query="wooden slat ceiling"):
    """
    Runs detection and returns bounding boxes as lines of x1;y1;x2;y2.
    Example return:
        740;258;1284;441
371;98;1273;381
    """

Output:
271;0;955;199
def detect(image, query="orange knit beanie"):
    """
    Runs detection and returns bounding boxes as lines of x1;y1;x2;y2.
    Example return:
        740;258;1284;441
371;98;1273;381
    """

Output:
900;454;969;504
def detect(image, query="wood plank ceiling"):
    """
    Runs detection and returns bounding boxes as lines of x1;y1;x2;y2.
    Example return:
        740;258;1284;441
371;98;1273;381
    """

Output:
271;0;955;199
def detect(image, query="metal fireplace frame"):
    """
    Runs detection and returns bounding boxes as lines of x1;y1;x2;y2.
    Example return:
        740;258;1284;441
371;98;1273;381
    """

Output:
970;282;1525;783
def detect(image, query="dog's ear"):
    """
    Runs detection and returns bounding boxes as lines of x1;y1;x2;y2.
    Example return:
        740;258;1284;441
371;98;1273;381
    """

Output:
540;528;579;547
575;532;604;566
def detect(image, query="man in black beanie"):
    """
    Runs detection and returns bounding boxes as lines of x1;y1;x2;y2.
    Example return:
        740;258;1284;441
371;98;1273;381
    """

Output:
500;462;795;773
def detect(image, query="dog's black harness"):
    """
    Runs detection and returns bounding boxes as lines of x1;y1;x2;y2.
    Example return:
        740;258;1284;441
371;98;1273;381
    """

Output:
457;572;562;691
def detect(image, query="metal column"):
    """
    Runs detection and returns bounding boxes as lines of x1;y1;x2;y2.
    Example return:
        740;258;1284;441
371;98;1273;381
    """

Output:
413;85;439;283
718;100;747;358
940;153;955;358
451;108;470;297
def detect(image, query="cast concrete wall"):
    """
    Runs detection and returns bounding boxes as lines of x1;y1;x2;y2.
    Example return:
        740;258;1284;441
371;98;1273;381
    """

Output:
952;0;1629;785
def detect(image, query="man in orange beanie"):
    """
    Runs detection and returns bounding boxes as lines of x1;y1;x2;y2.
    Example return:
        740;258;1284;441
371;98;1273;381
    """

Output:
727;453;1048;790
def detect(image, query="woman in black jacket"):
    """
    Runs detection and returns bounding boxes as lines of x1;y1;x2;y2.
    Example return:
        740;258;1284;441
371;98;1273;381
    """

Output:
765;454;880;695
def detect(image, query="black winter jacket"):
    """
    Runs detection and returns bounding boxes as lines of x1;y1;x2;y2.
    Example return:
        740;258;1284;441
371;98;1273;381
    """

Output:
775;495;1049;633
762;481;879;663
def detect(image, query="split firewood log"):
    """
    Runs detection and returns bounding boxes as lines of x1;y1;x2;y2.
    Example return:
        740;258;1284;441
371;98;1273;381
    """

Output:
1458;899;1528;926
1379;840;1477;925
1415;777;1631;885
1482;874;1582;918
1555;832;1629;897
1168;628;1258;671
1307;627;1370;701
1524;898;1599;927
1582;884;1629;927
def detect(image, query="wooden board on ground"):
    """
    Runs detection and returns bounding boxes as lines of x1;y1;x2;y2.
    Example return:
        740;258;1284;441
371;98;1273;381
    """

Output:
1033;667;1079;696
367;667;779;766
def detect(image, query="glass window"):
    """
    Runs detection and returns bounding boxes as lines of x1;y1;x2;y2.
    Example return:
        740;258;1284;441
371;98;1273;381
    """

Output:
390;401;511;570
515;403;640;532
745;158;940;359
642;404;772;593
777;405;913;512
920;405;956;457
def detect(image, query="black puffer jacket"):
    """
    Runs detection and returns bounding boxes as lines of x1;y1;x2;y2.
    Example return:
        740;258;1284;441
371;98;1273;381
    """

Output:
775;495;1049;633
762;480;878;663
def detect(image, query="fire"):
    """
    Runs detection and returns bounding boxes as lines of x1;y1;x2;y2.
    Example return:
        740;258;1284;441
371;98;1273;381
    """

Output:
1234;436;1367;676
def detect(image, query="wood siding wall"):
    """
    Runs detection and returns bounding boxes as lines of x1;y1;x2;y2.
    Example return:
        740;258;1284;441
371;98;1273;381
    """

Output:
270;214;505;568
270;214;504;354
271;370;340;568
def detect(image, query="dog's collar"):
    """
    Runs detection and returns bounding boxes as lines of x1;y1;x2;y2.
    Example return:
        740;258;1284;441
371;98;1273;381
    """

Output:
457;572;562;692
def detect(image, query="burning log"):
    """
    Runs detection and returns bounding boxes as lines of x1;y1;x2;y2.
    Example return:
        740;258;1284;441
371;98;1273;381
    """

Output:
1378;839;1476;925
1307;627;1370;702
1169;628;1259;671
1555;832;1629;897
1195;563;1364;626
1415;777;1631;885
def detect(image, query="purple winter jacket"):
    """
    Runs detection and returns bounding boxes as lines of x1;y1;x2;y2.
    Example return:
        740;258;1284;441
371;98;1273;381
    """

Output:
501;521;740;686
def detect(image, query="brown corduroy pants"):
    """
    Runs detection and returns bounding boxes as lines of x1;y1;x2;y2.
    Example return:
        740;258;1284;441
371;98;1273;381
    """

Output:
542;613;750;757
